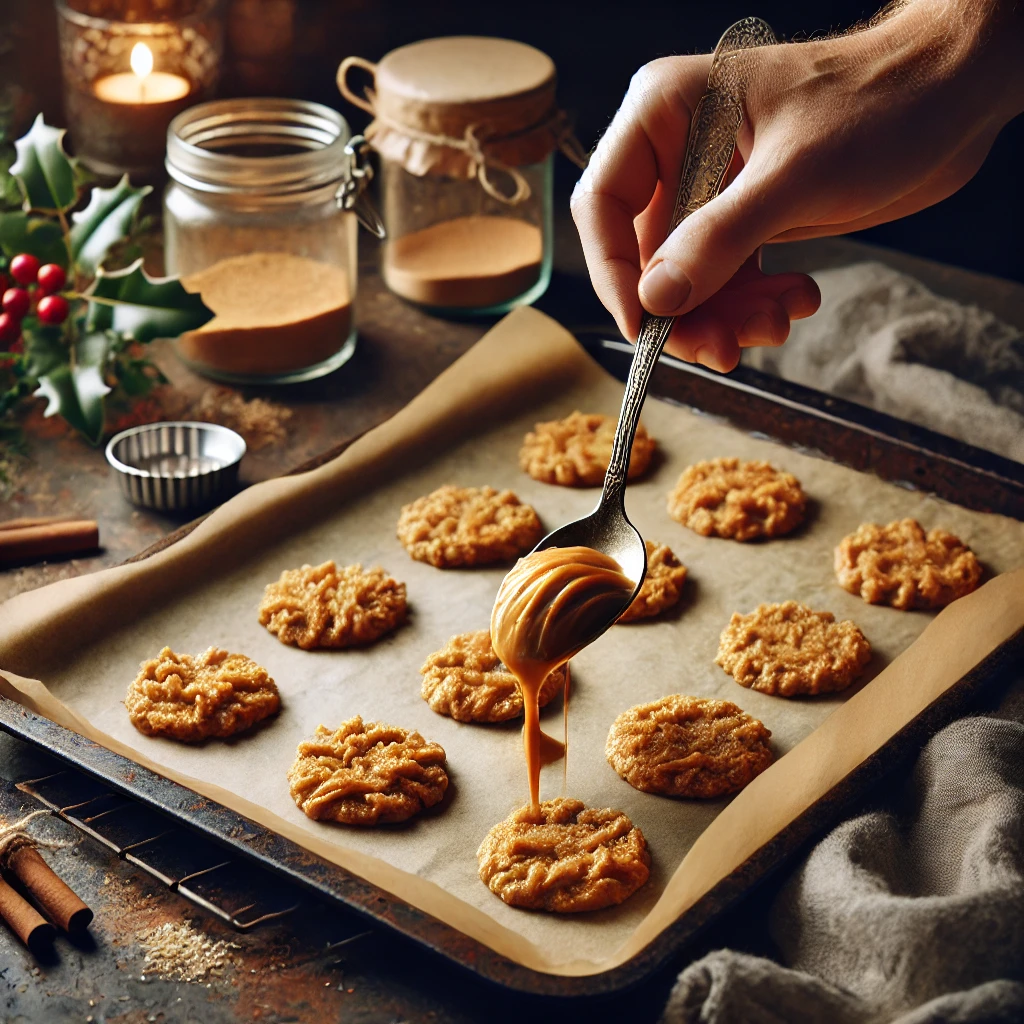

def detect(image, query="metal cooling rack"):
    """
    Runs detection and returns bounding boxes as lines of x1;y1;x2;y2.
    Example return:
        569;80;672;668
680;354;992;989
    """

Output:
17;767;303;932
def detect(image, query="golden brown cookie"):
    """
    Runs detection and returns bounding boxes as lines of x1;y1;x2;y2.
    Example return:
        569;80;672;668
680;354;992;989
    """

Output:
667;457;806;541
519;411;656;487
477;797;650;912
287;716;448;826
617;540;688;623
420;629;566;723
834;518;982;610
397;485;542;568
126;647;280;742
716;601;871;697
258;561;406;649
606;695;773;798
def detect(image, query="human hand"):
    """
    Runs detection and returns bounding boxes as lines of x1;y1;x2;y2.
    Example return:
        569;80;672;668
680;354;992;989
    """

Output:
571;0;1024;371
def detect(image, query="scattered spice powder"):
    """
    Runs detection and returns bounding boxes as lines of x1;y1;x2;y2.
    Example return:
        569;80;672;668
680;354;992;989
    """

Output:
186;387;293;452
137;919;241;982
153;385;293;452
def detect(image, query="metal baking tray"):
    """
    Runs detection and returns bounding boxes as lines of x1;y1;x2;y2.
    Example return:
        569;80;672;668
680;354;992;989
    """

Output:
1;335;1021;998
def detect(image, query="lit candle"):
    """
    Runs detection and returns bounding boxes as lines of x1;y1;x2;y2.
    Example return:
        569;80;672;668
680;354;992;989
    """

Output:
92;43;191;105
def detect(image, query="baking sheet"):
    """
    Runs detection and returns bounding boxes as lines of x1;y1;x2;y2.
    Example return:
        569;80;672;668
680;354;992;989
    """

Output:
1;307;1023;977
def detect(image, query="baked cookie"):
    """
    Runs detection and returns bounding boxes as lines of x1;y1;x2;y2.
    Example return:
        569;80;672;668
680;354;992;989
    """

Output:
834;518;982;610
477;797;650;912
258;561;406;649
420;629;566;723
126;647;280;742
397;485;542;568
716;601;871;697
287;716;448;826
606;695;773;798
618;540;688;623
519;411;656;487
667;457;806;541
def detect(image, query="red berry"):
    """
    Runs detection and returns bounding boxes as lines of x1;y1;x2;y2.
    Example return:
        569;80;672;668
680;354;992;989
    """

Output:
36;264;66;295
0;273;9;293
10;254;41;286
2;287;30;320
0;312;19;345
37;294;69;326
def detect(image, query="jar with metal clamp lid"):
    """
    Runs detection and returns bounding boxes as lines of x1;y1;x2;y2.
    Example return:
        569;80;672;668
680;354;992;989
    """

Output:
163;97;383;384
338;37;586;316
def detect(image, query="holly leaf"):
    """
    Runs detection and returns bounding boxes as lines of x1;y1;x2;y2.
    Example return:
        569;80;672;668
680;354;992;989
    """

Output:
0;211;68;267
21;321;67;378
34;331;112;444
87;259;212;342
10;115;77;213
70;175;152;275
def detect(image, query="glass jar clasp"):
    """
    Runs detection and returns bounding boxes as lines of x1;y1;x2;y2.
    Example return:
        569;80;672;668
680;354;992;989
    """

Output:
337;135;386;239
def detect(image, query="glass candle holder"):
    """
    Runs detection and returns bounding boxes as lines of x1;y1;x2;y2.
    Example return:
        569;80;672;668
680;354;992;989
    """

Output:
56;0;224;180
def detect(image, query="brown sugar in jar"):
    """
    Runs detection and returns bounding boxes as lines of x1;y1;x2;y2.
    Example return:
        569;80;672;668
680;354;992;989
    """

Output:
179;253;352;379
339;37;586;314
382;216;543;309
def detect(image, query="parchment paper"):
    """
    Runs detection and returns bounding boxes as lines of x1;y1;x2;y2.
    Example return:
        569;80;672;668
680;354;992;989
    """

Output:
1;307;1023;977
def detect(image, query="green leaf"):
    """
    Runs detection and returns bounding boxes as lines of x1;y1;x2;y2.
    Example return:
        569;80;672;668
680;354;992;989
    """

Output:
87;259;213;343
0;211;68;267
70;175;152;275
21;322;67;378
10;115;77;212
34;331;112;444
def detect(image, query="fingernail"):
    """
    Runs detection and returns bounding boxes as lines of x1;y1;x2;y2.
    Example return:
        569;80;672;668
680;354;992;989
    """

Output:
639;260;691;315
741;312;775;345
694;345;725;372
779;287;810;318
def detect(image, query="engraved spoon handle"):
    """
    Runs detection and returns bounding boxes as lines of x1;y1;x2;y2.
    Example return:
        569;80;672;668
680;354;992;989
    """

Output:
600;17;776;511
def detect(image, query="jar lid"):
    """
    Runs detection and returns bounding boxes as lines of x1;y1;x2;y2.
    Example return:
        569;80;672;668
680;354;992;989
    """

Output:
338;36;586;202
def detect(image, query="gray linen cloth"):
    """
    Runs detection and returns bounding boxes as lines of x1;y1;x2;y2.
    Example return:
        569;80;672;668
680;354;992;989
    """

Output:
661;679;1024;1023
744;262;1024;463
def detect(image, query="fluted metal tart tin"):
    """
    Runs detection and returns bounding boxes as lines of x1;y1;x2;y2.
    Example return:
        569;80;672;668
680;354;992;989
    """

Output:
105;421;246;512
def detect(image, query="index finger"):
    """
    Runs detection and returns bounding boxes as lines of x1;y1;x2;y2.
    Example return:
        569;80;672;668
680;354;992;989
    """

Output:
570;55;712;341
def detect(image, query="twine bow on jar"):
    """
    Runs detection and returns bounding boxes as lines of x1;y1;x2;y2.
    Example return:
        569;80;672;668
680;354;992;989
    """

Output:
338;53;588;206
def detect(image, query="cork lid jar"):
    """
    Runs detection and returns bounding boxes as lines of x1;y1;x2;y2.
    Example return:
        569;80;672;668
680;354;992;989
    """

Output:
339;36;584;199
338;36;584;315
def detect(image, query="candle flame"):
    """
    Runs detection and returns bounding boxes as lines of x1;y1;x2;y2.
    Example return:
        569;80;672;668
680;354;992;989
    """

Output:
130;42;153;80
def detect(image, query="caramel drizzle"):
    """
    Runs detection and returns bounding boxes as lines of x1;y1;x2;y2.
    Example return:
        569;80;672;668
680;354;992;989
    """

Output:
491;546;635;810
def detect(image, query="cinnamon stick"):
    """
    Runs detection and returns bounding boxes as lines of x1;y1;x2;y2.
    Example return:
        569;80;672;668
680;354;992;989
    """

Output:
0;520;99;565
0;875;55;953
0;516;71;531
7;847;93;933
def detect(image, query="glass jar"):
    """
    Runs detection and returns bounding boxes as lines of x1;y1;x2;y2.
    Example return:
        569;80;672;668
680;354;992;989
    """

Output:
339;37;584;317
164;97;367;384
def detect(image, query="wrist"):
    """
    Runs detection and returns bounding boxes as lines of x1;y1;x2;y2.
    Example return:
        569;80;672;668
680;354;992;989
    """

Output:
874;0;1024;125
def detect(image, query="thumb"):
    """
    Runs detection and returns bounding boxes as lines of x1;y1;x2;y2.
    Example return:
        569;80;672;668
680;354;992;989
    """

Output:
638;164;786;317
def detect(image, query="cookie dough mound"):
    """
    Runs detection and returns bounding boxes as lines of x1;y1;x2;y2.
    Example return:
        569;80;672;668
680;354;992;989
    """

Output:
258;561;406;649
126;647;280;742
606;695;773;798
287;716;448;825
834;518;982;610
716;601;871;697
397;485;542;568
477;798;650;912
618;540;688;623
519;411;656;487
667;457;806;541
420;629;566;723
